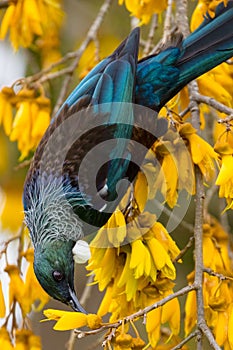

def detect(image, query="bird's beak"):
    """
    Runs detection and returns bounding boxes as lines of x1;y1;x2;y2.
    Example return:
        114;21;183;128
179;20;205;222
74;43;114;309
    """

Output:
68;287;88;314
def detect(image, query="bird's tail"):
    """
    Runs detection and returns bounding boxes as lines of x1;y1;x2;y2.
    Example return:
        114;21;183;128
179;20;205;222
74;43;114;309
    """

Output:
137;1;233;111
177;1;233;86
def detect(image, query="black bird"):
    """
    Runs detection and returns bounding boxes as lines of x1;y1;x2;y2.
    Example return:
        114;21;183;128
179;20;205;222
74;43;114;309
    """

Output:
23;1;233;312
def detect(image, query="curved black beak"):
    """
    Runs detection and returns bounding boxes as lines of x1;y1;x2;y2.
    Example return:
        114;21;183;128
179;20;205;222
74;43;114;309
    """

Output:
68;287;88;314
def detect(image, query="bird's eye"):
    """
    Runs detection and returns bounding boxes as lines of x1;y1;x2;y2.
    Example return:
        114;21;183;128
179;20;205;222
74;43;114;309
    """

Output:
52;270;64;282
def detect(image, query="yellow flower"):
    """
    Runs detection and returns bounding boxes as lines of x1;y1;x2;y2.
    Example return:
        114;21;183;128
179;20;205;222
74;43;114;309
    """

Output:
146;307;162;347
0;186;24;232
0;0;64;50
4;265;29;316
215;135;233;210
96;210;127;248
130;239;152;279
146;128;195;208
161;296;180;335
43;309;102;331
22;248;50;311
15;329;41;350
0;281;6;318
0;327;13;350
119;0;167;24
0;87;15;136
228;303;233;349
154;141;179;208
179;123;218;181
198;72;233;107
10;89;50;159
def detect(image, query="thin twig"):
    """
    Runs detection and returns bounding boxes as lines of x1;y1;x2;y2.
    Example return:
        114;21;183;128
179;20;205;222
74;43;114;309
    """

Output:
193;92;233;116
193;167;205;350
174;236;194;262
143;14;158;55
203;267;233;281
171;329;200;350
14;159;32;170
162;0;174;43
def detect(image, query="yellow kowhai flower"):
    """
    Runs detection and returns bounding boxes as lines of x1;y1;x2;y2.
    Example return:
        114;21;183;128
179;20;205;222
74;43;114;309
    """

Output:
0;281;6;318
0;327;13;350
0;185;24;232
0;0;64;51
22;248;50;311
119;0;167;25
147;129;195;208
10;89;51;160
15;329;41;350
43;309;102;331
0;87;15;136
198;72;233;108
4;264;30;316
215;133;233;210
179;122;218;181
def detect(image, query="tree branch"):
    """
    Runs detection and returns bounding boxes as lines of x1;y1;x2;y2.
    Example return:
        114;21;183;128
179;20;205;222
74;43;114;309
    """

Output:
193;92;233;116
74;284;196;344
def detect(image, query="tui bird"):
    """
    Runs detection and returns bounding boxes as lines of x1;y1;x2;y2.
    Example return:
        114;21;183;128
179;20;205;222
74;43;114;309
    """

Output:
24;1;233;313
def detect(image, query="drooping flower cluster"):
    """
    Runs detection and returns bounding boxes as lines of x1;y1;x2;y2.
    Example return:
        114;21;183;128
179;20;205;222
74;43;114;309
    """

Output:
0;86;50;159
0;0;64;51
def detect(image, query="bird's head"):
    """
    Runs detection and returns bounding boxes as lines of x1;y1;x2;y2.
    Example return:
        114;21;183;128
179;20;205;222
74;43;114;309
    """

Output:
33;239;87;313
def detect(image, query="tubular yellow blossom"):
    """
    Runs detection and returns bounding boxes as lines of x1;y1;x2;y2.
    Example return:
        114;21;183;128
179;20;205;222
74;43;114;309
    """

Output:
179;123;218;181
184;290;197;335
134;171;148;212
228;303;233;349
15;329;41;350
0;87;15;136
28;334;42;350
130;239;152;279
43;309;102;331
98;210;127;247
198;73;233;107
0;327;13;350
0;281;6;318
0;186;24;231
4;264;30;316
147;129;195;208
22;248;50;311
119;0;167;24
215;136;233;210
146;307;162;347
161;296;180;335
